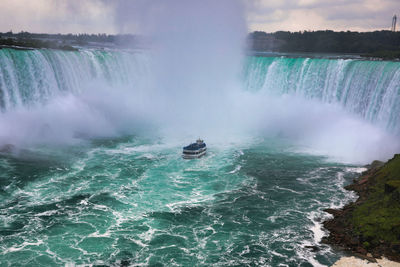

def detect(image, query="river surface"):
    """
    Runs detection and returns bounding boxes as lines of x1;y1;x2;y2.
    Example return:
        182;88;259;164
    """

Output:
0;48;399;266
1;136;363;266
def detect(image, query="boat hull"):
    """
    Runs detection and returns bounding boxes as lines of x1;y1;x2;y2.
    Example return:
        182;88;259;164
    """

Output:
182;148;207;159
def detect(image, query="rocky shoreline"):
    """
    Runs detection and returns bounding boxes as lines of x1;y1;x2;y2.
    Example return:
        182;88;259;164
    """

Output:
322;155;400;263
332;256;400;267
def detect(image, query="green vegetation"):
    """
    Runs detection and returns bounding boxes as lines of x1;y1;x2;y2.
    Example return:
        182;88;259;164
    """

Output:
0;31;120;44
0;31;137;50
250;30;400;59
362;50;400;60
352;154;400;248
2;30;400;58
0;37;77;51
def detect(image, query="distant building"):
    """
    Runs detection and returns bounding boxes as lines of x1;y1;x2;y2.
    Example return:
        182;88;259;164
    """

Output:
392;15;397;32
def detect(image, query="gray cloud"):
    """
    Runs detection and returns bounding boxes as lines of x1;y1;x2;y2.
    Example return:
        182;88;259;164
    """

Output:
0;0;115;33
247;0;400;32
0;0;398;33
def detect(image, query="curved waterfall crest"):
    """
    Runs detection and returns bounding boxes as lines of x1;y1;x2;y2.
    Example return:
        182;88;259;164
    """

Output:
244;56;400;134
0;48;146;111
0;49;399;134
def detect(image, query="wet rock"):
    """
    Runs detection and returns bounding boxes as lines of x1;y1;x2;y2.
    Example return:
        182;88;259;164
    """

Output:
350;237;359;246
324;208;342;217
372;251;381;258
323;154;400;264
353;252;375;262
391;243;400;253
305;245;320;252
355;246;367;255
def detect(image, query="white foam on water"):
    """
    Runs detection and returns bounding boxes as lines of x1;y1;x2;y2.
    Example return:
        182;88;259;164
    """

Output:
330;172;358;209
274;186;303;195
229;165;242;174
345;167;367;173
35;210;58;217
88;231;111;238
138;227;156;243
280;166;361;267
165;193;215;213
308;211;328;244
3;240;44;254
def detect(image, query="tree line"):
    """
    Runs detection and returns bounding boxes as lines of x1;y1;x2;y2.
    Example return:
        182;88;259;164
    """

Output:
249;30;400;58
2;30;400;58
0;31;136;44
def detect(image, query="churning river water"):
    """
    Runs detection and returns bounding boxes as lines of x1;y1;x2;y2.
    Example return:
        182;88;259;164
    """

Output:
0;48;399;266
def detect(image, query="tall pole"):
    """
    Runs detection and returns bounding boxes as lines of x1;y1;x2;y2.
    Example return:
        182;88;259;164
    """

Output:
392;15;397;32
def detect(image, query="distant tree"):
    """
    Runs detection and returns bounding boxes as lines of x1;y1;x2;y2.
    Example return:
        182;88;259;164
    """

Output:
249;30;400;55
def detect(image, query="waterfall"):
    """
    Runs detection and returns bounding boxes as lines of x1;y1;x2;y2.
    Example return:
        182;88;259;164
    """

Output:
0;48;147;111
244;56;400;134
0;48;399;136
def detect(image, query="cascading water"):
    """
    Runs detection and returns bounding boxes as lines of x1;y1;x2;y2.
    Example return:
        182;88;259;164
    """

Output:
0;48;399;266
244;56;400;134
0;48;147;111
1;50;399;136
0;48;156;145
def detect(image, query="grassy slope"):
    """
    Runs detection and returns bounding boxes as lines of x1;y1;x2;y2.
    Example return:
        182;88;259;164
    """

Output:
351;154;400;248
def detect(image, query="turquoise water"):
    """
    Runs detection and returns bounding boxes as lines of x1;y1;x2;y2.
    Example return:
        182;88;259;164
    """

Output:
1;49;400;134
244;56;400;133
0;48;399;266
0;136;361;266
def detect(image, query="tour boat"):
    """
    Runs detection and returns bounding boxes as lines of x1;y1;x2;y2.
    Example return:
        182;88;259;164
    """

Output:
182;139;206;159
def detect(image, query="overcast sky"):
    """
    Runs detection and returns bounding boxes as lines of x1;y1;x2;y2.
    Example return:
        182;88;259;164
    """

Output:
0;0;398;34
